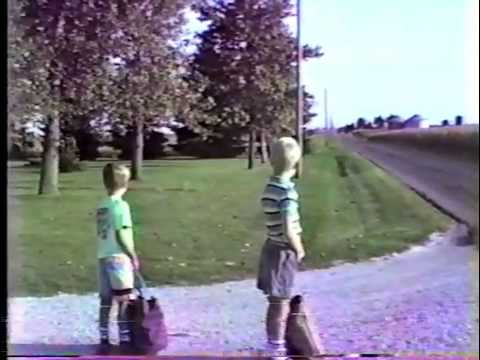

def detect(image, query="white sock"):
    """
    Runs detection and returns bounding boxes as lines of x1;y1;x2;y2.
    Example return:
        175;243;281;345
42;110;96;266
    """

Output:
267;340;288;359
99;327;109;342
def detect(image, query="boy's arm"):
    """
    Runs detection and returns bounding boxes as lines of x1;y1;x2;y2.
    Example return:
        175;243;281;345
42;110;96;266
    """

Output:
284;220;305;260
113;202;139;268
280;195;305;260
115;229;137;261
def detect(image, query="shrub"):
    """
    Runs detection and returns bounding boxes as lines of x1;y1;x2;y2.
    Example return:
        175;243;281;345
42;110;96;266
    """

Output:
98;146;121;159
303;136;313;155
8;143;24;160
59;151;85;173
144;130;168;160
74;126;101;161
174;137;245;158
59;136;84;173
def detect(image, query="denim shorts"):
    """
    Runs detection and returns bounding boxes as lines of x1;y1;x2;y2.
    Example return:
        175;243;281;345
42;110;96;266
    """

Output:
98;255;134;298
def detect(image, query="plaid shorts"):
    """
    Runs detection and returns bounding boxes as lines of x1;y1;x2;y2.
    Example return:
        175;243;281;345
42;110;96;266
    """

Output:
98;255;134;298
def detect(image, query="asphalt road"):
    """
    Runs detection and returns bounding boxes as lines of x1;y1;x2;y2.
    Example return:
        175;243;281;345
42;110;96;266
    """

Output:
338;135;479;230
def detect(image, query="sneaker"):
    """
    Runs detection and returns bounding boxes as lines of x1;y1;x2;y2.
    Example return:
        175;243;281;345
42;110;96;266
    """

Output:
269;354;289;360
266;342;289;360
117;341;141;356
96;339;111;355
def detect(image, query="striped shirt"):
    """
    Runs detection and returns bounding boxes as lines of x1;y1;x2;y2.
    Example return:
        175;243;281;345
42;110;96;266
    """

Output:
261;176;302;244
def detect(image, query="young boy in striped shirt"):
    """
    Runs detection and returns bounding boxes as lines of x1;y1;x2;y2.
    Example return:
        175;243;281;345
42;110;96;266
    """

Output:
257;137;306;360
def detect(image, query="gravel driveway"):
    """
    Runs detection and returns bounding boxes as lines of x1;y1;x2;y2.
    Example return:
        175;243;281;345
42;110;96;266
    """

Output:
8;227;477;358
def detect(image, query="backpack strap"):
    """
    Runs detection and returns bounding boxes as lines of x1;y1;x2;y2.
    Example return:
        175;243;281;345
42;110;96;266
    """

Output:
134;271;148;298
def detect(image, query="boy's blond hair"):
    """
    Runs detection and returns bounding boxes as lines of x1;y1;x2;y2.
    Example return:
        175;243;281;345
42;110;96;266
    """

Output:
103;163;131;193
270;137;301;176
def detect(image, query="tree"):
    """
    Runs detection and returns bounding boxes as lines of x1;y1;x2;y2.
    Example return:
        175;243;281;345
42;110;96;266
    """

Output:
356;117;367;129
193;0;322;169
455;115;464;126
345;124;355;133
90;0;205;180
442;119;450;127
11;0;110;194
373;116;385;128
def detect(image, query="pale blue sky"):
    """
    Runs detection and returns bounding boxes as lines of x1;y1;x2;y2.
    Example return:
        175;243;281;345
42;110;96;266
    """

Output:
186;0;476;127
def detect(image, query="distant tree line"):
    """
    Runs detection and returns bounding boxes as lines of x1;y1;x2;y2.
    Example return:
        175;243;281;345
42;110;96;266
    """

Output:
337;114;465;134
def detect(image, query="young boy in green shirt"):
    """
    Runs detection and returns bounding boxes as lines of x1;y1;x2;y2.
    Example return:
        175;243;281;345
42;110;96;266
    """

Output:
257;137;306;360
96;163;140;352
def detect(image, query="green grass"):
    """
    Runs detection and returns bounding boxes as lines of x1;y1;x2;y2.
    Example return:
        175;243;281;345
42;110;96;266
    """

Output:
8;139;450;297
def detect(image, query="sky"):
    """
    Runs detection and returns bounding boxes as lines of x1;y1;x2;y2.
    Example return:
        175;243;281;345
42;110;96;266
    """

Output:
186;0;478;128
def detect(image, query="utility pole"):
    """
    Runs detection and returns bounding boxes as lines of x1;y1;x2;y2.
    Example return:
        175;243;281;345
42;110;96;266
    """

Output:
324;88;328;131
295;0;303;178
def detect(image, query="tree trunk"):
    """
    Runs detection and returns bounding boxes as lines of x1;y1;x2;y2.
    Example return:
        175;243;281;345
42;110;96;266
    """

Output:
247;127;256;170
38;114;60;195
131;120;144;181
260;129;269;164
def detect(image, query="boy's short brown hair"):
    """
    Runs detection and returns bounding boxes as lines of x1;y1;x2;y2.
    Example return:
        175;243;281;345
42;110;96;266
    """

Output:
270;137;301;176
103;163;131;192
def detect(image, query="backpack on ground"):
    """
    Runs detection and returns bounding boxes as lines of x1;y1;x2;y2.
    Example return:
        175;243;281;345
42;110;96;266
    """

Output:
126;272;168;354
285;294;324;360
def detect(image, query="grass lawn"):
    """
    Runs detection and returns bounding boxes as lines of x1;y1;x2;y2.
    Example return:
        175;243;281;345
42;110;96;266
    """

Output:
8;138;450;297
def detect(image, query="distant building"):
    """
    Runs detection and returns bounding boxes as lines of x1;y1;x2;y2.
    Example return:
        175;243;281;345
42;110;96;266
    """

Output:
385;115;404;130
403;114;424;129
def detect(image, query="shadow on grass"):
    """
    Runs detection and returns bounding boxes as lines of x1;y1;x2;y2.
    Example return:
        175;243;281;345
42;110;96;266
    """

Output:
86;162;193;169
11;186;34;190
9;167;41;175
128;186;197;193
58;186;100;191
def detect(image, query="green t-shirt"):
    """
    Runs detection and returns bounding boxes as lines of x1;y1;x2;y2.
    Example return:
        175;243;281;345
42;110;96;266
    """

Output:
96;195;134;259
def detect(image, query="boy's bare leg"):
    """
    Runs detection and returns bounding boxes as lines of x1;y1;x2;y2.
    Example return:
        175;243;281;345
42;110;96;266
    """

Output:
99;295;113;343
116;296;131;344
266;296;290;358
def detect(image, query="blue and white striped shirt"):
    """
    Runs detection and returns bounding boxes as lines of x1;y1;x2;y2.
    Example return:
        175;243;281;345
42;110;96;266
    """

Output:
261;176;302;244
